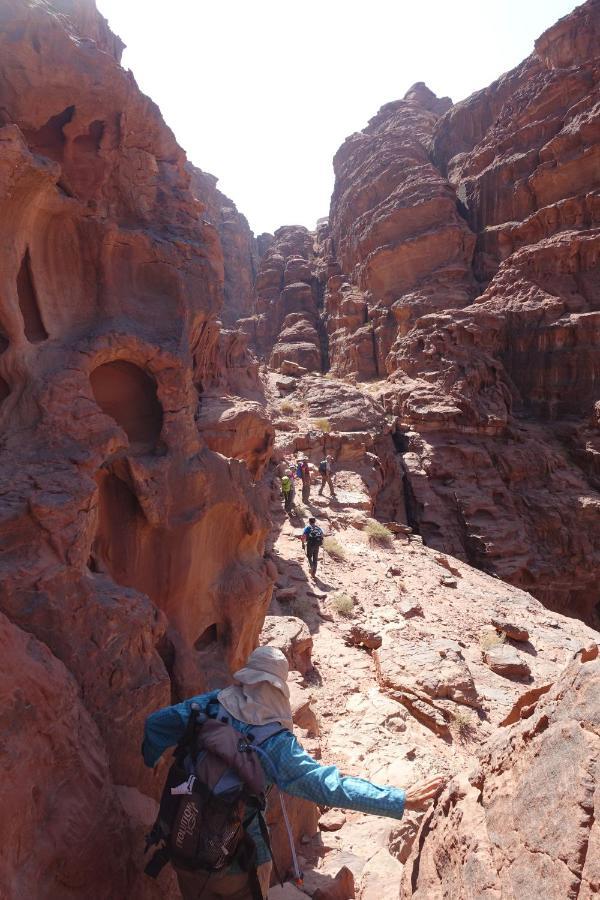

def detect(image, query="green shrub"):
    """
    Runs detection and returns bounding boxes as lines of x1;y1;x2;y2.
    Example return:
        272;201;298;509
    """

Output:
323;536;347;561
331;592;355;618
313;418;331;433
364;520;394;546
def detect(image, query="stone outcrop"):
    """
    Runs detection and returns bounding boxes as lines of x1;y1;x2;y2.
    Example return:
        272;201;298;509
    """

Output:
240;225;327;373
0;1;274;895
326;82;475;379
0;611;131;898
265;375;599;897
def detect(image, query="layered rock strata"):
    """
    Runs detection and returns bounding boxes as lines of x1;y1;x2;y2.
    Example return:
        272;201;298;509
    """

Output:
326;82;475;379
265;380;599;900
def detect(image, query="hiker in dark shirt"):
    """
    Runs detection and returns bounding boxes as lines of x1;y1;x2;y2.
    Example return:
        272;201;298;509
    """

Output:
302;516;323;576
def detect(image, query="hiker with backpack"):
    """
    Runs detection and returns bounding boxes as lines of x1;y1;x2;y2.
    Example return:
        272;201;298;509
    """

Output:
280;474;294;513
301;516;323;576
299;459;311;504
142;646;446;899
318;455;336;498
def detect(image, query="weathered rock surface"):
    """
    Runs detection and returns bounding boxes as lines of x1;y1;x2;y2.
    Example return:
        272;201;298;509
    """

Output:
0;612;131;898
327;83;475;379
188;165;258;326
3;0;600;897
402;646;600;899
483;641;532;679
261;614;314;674
265;379;598;897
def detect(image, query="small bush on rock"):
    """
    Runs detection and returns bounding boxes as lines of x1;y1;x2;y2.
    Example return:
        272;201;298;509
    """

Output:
452;707;475;741
280;401;295;415
323;537;347;561
364;520;394;546
313;418;331;433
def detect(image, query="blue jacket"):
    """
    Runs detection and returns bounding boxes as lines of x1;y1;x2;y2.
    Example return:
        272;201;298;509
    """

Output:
143;691;406;867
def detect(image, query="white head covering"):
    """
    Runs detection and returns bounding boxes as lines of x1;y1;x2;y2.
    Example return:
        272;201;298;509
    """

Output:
218;646;293;732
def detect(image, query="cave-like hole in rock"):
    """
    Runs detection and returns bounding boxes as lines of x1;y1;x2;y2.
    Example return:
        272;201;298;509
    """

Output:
17;250;48;343
23;105;75;163
90;360;163;445
194;623;220;651
392;430;409;453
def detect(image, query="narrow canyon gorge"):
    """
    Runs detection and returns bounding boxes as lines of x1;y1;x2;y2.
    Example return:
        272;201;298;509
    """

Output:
0;1;598;898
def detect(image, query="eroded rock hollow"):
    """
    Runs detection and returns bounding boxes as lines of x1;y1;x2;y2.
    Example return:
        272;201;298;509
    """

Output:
0;0;598;898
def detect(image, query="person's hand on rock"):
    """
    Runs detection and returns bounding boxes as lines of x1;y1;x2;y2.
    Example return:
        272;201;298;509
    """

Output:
404;775;447;812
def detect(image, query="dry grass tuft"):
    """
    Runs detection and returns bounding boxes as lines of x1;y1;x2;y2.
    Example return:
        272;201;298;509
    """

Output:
364;520;394;546
331;592;355;618
280;401;295;415
313;417;331;433
452;707;475;740
323;536;347;561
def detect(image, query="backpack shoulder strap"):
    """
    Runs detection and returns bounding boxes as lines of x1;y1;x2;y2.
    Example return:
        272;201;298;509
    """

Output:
248;722;289;744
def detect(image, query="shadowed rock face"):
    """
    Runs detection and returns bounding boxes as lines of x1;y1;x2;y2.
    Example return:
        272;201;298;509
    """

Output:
0;1;273;895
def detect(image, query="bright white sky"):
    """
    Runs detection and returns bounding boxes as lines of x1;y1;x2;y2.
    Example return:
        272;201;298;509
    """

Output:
97;0;579;235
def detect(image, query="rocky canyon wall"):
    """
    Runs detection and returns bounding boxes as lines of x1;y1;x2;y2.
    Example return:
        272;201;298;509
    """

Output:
1;0;599;897
0;1;275;896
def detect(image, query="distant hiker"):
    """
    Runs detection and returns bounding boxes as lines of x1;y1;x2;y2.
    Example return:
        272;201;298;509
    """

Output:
142;646;446;899
300;459;311;504
295;460;303;479
318;455;336;498
302;516;323;576
280;474;294;512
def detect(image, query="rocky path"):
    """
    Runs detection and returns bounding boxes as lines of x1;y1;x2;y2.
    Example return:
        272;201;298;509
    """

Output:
260;372;599;899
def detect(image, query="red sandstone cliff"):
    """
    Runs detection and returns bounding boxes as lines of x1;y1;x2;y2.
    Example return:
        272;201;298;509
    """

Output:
0;1;273;895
